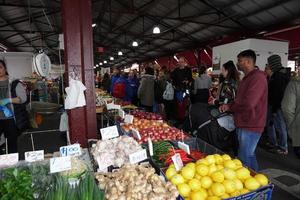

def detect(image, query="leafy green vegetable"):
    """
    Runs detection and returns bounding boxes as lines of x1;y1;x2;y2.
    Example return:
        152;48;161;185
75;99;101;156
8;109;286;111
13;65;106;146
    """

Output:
0;168;33;200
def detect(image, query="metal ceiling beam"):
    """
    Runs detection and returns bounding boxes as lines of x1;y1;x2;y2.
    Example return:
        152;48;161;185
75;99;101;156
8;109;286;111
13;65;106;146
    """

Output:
0;10;60;28
14;33;58;46
0;2;59;10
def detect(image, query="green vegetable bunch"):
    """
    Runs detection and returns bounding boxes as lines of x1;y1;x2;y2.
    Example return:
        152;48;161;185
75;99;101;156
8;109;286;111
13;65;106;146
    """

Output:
0;168;33;200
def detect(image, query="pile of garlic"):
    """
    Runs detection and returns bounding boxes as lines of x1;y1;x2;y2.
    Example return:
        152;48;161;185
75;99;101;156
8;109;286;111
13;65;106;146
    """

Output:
91;136;142;168
95;164;179;200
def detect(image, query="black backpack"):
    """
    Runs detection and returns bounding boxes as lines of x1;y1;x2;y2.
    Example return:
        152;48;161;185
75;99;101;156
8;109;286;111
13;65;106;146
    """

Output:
11;80;30;132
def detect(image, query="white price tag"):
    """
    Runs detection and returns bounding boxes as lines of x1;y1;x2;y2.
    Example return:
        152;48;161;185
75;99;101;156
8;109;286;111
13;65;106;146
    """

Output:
25;150;44;162
129;149;147;164
100;125;119;140
148;138;153;156
0;153;19;167
124;114;134;124
118;109;125;119
131;128;141;140
107;103;121;110
172;153;183;171
96;157;113;171
178;142;190;155
60;144;81;157
50;156;72;173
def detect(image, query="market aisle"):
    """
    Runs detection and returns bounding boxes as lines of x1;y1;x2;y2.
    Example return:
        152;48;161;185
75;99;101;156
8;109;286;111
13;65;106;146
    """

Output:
257;146;300;200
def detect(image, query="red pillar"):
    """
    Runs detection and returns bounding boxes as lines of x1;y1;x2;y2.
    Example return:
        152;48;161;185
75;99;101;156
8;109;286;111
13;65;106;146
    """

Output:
61;0;97;146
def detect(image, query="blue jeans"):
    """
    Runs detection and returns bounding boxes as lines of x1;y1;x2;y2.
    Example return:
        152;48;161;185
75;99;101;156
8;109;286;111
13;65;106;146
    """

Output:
237;128;261;171
267;108;288;151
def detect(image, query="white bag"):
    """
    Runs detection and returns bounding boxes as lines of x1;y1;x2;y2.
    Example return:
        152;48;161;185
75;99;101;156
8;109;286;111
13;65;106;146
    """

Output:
163;81;174;100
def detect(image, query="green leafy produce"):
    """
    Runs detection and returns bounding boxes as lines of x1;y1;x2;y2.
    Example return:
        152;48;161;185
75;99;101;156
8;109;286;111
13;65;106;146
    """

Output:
0;168;33;200
78;172;104;200
152;141;173;168
45;175;69;200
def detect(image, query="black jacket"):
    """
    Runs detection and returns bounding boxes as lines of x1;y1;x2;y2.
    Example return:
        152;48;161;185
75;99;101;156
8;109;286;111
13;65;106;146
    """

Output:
268;67;290;113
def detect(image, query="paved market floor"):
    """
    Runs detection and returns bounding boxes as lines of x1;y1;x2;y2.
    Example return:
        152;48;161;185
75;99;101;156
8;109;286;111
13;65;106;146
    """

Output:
257;146;300;200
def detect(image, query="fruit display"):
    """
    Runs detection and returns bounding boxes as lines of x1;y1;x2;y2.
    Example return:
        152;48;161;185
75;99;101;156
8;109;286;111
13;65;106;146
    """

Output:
130;110;163;120
165;154;269;200
91;136;143;168
122;118;169;132
95;164;179;200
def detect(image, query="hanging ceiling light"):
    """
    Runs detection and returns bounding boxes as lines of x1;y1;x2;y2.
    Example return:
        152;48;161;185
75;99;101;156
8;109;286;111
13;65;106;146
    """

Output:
110;56;114;61
103;60;107;64
93;66;96;69
99;62;103;65
92;23;97;27
118;51;123;56
132;41;138;47
96;64;99;67
173;55;179;61
153;26;160;34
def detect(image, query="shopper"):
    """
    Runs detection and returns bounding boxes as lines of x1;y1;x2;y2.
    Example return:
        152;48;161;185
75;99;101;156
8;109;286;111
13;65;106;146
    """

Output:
0;60;27;153
154;67;168;119
215;60;239;106
282;76;300;158
112;72;132;102
171;57;193;121
193;66;212;103
138;67;155;112
128;70;139;105
110;67;120;94
101;73;111;93
220;50;268;171
266;55;290;155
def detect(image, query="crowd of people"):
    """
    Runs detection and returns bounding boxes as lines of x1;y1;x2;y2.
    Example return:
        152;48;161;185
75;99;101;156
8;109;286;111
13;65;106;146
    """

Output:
97;49;300;171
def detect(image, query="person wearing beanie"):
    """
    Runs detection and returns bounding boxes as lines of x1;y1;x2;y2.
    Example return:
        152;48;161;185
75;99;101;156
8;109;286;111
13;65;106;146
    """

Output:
266;54;291;155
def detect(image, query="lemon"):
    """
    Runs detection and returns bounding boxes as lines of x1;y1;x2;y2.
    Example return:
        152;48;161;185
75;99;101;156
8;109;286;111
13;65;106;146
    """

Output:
244;177;261;191
224;160;237;170
211;183;226;196
169;164;175;169
223;180;236;194
198;188;208;198
208;164;218;175
221;193;230;199
181;166;195;180
194;174;202;180
216;165;224;170
211;171;225;183
200;176;213;189
234;179;244;190
186;163;196;170
240;188;250;195
196;164;209;176
207;196;221;200
178;183;191;197
188;179;202;191
230;190;240;197
222;154;231;161
223;168;236;180
254;174;268;186
166;167;177;180
206;155;216;165
196;159;209;166
236;167;251;180
214;154;223;164
190;190;206;200
232;159;243;167
171;174;185;185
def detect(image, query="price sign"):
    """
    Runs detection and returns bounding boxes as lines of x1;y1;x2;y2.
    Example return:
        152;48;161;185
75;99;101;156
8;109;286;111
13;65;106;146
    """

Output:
50;156;72;173
96;157;113;172
118;109;125;119
0;153;19;167
172;153;183;171
60;143;81;157
129;149;147;164
25;150;44;162
178;141;190;155
107;103;121;110
124;114;134;124
131;128;141;140
148;138;153;156
100;125;119;140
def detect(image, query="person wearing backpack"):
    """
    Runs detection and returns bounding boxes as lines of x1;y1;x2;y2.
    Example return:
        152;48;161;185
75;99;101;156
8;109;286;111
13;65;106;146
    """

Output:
138;67;155;112
266;55;291;155
112;72;132;101
0;60;28;153
110;67;120;94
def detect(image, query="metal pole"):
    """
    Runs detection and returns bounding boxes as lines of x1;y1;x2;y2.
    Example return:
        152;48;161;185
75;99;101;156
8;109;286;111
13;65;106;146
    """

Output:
30;133;35;151
5;138;8;154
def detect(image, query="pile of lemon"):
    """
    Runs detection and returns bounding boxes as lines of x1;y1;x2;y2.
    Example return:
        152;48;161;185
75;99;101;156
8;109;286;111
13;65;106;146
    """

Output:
165;154;269;200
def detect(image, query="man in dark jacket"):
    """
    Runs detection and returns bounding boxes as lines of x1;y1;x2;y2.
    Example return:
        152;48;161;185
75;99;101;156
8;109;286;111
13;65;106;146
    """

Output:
267;54;290;155
220;49;268;171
